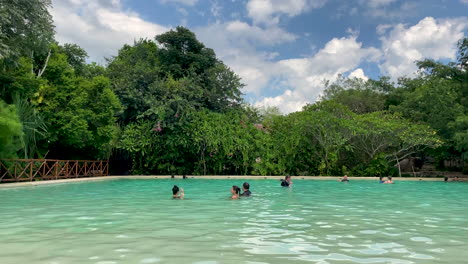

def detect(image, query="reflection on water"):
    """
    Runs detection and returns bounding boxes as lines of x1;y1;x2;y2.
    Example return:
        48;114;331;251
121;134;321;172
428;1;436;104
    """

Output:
0;179;467;264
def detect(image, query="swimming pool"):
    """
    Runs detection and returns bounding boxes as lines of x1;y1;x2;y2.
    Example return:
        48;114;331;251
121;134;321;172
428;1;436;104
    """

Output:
0;179;467;264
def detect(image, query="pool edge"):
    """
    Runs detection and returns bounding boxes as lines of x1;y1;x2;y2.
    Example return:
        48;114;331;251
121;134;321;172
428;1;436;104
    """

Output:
0;175;451;188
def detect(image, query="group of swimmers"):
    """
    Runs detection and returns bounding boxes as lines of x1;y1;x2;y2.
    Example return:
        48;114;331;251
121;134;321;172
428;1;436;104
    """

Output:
171;175;398;200
172;182;252;200
338;175;394;184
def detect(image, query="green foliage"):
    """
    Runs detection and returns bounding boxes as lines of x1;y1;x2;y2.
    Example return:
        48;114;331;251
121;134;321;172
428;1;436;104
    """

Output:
323;76;387;114
13;94;47;158
0;0;55;68
0;99;22;158
155;27;217;79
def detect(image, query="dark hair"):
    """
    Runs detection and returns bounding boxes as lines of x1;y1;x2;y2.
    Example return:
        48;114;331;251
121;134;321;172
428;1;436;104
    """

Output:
182;175;187;179
172;185;179;195
379;176;383;181
388;176;392;180
243;182;250;190
285;175;291;180
232;185;240;194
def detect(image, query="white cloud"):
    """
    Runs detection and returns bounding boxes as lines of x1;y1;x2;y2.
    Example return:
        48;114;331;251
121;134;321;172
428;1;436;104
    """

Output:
255;36;380;113
378;17;468;79
225;21;296;45
246;0;327;25
349;68;369;80
160;0;198;6
50;0;169;62
196;21;295;95
255;90;309;114
460;0;468;4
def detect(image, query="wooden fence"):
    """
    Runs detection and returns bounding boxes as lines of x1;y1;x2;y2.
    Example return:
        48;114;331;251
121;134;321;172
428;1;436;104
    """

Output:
0;159;109;183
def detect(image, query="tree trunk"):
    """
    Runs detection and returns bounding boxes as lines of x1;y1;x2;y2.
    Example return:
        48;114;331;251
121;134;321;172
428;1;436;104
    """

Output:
395;153;401;177
37;49;51;78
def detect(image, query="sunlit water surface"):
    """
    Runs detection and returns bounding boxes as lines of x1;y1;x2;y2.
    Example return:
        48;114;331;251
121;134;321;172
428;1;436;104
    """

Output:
0;179;467;264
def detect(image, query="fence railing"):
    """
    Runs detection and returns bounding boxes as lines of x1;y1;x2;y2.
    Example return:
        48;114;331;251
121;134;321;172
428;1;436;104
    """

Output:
0;159;109;183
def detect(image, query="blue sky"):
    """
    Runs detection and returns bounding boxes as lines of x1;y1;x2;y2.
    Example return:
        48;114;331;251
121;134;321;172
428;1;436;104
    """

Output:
51;0;468;113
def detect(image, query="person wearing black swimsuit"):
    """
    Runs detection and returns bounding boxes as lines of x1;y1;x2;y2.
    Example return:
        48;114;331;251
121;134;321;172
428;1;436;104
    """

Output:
241;182;251;196
281;175;292;187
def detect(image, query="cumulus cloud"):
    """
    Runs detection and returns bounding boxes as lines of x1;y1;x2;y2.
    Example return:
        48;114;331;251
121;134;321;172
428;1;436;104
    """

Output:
196;21;297;94
378;17;468;79
50;0;169;62
246;0;327;25
349;68;369;80
255;36;380;113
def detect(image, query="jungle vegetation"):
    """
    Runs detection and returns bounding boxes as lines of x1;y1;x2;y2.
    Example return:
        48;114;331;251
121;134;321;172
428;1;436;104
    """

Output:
1;0;467;176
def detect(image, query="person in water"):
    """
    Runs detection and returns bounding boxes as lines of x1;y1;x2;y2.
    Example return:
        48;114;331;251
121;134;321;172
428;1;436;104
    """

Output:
281;175;292;187
172;185;184;199
384;176;394;184
231;185;241;199
379;176;385;183
241;182;251;197
339;175;349;182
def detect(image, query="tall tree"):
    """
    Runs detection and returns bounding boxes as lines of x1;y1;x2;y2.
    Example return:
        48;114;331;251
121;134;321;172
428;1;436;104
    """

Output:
155;26;217;79
0;0;55;68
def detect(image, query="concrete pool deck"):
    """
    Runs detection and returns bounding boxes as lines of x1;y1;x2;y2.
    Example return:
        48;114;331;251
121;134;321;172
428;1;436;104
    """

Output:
1;175;464;188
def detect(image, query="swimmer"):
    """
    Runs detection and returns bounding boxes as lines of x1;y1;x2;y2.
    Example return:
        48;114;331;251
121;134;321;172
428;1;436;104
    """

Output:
172;185;184;199
231;185;241;199
384;176;394;184
339;175;349;182
281;175;292;187
379;176;385;184
241;182;251;197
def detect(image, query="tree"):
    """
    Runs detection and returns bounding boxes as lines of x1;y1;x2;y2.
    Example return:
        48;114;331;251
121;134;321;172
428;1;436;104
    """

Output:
58;43;88;76
155;26;217;79
351;111;441;176
322;76;388;114
107;39;160;123
298;102;357;175
0;0;55;69
34;46;122;159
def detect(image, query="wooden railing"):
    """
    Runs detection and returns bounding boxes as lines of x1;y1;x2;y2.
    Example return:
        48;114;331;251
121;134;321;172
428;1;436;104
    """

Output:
0;159;109;183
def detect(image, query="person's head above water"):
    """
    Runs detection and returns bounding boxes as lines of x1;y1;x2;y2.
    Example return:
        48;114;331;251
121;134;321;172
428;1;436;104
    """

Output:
172;185;180;195
243;182;250;191
231;185;240;195
285;175;291;181
379;176;383;181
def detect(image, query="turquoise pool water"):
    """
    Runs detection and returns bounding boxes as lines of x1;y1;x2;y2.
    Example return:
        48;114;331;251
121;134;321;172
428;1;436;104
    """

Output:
0;179;467;264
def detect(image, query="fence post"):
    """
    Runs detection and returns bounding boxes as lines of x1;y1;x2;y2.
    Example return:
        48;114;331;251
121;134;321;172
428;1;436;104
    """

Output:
30;161;33;181
55;161;58;180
